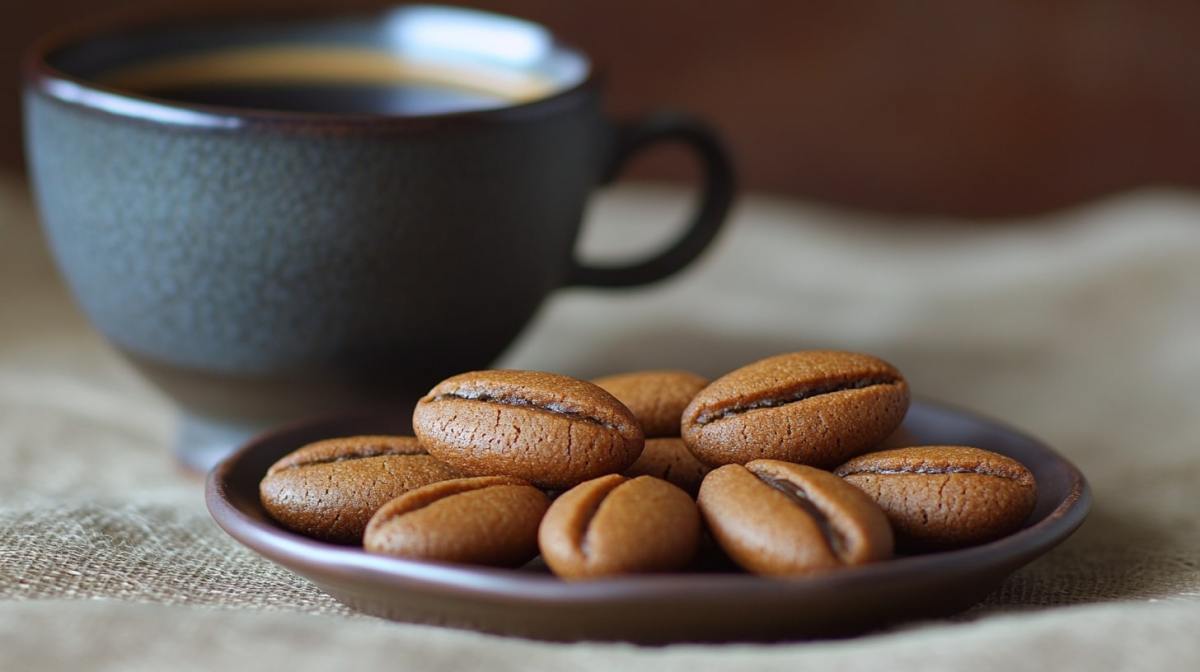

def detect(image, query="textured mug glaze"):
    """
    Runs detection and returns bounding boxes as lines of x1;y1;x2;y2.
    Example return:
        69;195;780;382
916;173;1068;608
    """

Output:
22;7;735;469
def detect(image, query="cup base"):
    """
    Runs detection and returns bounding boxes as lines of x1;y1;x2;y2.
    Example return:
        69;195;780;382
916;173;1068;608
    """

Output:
175;413;262;473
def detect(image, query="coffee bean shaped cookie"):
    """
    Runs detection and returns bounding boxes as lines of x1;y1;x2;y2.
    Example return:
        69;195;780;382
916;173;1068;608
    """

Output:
413;370;644;489
539;474;701;580
592;370;709;437
622;438;710;496
364;476;550;566
682;351;909;468
835;445;1036;548
260;435;462;543
697;459;893;575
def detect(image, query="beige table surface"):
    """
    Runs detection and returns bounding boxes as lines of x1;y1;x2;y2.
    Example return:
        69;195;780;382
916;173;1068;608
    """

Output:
2;174;1199;670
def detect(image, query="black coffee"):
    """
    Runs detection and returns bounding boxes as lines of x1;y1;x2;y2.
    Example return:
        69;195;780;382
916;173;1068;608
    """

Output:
99;46;550;115
137;82;512;115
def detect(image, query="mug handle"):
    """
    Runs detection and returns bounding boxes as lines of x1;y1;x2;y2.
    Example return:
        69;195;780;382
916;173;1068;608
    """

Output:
565;112;736;288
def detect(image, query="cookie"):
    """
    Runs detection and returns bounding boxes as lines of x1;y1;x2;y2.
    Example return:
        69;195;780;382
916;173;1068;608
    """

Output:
539;474;700;579
681;351;909;468
363;475;550;566
413;370;644;489
621;437;710;496
259;435;461;543
697;459;893;575
592;370;709;437
835;445;1036;548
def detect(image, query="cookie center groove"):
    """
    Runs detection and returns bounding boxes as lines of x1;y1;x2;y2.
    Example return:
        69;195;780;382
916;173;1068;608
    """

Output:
695;375;899;425
278;450;399;471
433;391;617;430
757;475;848;558
377;478;519;521
845;464;1025;480
574;479;627;558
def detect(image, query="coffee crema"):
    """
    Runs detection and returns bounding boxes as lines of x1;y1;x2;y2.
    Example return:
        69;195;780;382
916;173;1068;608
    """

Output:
96;46;557;115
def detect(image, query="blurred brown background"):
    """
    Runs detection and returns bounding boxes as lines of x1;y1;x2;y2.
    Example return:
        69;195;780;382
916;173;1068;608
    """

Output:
6;0;1200;216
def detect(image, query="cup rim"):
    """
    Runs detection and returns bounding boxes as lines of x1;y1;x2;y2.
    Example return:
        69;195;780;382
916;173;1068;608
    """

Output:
22;4;600;131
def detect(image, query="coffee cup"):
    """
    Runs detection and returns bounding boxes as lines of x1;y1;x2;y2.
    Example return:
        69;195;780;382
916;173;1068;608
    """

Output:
22;5;734;470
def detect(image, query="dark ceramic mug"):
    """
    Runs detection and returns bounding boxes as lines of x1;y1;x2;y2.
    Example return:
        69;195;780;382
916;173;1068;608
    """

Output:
23;5;734;470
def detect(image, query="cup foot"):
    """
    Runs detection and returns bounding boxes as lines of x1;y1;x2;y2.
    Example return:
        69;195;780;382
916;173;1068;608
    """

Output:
174;413;262;474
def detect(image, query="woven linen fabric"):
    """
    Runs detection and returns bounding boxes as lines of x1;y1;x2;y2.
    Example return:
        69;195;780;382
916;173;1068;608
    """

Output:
2;175;1199;668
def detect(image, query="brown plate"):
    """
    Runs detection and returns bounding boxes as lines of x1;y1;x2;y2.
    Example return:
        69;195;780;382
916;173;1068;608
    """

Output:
205;399;1090;643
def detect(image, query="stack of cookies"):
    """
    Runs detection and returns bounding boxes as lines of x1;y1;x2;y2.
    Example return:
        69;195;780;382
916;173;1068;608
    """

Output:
260;351;1037;580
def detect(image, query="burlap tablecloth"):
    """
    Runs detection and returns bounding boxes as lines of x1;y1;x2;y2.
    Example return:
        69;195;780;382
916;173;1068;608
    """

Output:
2;174;1198;670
